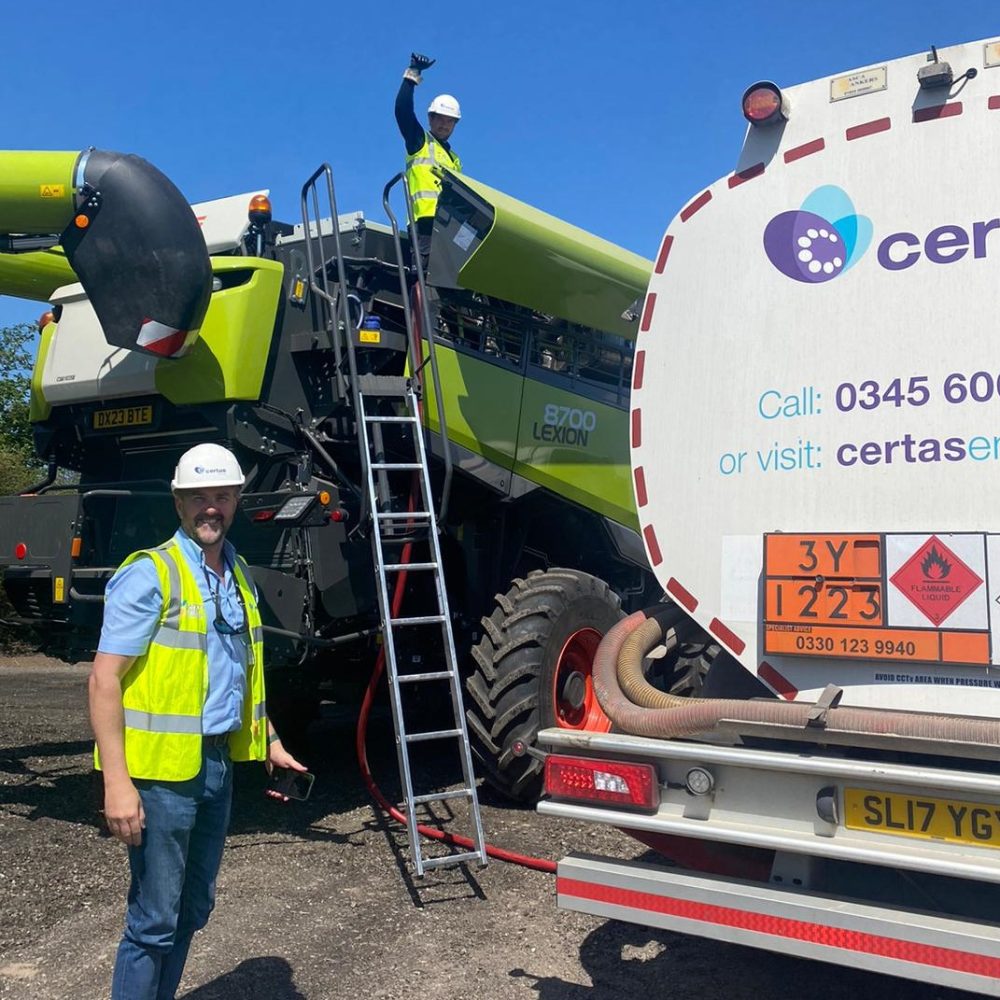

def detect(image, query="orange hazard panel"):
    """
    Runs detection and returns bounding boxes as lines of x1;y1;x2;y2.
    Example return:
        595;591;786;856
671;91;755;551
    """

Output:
764;625;941;662
941;631;990;665
765;534;881;579
765;580;883;627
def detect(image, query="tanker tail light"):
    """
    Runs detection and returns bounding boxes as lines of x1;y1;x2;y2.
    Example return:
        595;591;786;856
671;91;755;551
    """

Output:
742;81;788;126
544;754;658;812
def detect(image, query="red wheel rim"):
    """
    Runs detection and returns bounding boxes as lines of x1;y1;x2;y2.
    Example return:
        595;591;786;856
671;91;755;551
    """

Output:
551;627;613;731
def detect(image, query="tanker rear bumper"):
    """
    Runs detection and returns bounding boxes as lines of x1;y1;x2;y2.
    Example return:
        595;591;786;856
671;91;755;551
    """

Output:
556;852;1000;996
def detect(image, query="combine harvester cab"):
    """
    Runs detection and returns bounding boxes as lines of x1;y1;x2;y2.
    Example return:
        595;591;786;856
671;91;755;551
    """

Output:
538;38;1000;994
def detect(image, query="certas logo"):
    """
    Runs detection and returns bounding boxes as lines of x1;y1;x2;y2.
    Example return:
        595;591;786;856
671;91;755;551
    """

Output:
890;536;983;626
194;466;228;475
763;185;872;283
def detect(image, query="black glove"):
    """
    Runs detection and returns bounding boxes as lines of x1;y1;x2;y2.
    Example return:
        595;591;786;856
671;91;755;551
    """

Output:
410;52;435;71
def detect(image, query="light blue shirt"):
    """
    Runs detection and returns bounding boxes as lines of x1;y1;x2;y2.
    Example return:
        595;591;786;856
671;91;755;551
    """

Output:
98;528;251;735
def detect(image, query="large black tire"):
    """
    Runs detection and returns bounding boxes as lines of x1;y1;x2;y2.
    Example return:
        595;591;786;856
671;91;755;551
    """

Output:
465;568;623;802
651;637;721;699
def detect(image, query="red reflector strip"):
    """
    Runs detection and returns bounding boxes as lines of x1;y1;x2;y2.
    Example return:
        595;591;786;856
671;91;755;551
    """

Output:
630;409;642;448
758;661;798;701
666;578;697;612
913;101;962;123
654;235;674;274
632;350;646;390
727;162;764;188
544;755;657;810
709;617;745;656
633;467;648;507
784;137;825;163
639;293;657;332
137;318;189;357
557;877;1000;980
642;525;663;566
989;96;1000;110
680;190;712;222
846;117;891;141
251;510;275;522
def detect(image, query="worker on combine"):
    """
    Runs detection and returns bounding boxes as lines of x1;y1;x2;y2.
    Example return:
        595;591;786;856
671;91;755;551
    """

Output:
395;51;462;267
88;443;307;1000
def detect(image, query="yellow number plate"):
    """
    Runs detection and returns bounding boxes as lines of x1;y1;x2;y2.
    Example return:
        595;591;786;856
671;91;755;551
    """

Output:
844;787;1000;849
92;405;153;430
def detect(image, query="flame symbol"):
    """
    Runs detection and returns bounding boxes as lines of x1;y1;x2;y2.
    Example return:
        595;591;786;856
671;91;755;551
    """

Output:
921;546;952;580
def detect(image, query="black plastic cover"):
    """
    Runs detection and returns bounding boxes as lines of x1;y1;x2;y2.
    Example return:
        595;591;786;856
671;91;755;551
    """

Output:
61;150;212;354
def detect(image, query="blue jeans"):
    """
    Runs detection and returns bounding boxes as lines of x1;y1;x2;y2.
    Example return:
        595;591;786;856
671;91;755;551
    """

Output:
111;746;233;1000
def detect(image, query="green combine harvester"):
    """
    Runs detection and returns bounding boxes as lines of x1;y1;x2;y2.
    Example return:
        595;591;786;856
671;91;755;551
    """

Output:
0;149;685;801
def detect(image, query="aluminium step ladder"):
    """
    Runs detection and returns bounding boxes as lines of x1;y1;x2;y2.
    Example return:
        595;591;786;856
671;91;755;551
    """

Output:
358;374;487;876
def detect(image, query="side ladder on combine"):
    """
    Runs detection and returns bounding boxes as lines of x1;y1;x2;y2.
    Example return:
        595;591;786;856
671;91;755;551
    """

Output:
300;164;487;875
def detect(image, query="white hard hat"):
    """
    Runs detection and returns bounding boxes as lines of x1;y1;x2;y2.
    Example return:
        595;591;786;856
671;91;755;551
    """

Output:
428;94;461;120
171;443;245;491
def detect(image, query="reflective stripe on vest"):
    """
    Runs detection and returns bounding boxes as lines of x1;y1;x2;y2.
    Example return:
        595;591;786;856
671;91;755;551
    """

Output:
94;539;268;781
405;134;462;221
123;708;202;734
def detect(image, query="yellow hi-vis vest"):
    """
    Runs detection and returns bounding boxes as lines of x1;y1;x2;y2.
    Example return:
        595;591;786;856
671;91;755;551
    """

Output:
405;133;462;222
95;539;267;781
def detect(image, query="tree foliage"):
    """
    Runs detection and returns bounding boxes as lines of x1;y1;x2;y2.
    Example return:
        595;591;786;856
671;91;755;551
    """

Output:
0;322;39;495
0;322;41;648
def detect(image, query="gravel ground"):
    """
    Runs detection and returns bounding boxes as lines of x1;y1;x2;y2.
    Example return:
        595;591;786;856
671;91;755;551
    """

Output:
0;657;985;1000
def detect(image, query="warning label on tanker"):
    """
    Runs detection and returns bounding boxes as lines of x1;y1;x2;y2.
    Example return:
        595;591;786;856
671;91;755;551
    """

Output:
889;535;982;626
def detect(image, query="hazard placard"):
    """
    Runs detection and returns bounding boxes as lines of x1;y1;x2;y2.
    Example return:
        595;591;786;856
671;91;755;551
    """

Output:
886;534;988;630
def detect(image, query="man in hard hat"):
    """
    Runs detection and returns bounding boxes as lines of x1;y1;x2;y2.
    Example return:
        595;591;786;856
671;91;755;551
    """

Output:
395;51;462;267
88;442;306;1000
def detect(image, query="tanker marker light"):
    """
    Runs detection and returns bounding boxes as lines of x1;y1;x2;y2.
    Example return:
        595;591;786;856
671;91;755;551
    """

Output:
14;543;27;561
685;766;715;796
741;81;788;126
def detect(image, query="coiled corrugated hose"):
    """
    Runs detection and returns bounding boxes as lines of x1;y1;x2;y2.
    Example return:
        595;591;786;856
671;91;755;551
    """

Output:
594;608;1000;746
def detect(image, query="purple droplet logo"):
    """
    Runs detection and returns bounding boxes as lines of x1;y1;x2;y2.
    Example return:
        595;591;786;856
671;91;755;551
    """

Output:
764;211;844;282
762;187;872;284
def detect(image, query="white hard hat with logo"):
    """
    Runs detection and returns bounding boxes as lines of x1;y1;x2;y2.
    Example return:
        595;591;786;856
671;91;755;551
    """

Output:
171;443;245;491
428;94;461;119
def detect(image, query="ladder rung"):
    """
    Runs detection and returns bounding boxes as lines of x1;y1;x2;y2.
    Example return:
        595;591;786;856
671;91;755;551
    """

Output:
384;562;438;571
420;851;484;871
398;670;453;683
371;462;422;470
410;788;474;806
377;511;432;521
390;615;446;626
405;728;462;743
358;375;409;396
364;414;419;424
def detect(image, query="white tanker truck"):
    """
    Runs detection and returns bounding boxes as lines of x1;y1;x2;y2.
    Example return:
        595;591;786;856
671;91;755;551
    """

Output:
536;37;1000;995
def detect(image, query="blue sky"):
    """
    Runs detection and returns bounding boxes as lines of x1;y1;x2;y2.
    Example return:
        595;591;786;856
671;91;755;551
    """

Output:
3;1;998;329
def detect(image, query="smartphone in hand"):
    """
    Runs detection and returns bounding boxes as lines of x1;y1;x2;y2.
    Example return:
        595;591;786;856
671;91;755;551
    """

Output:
267;766;315;801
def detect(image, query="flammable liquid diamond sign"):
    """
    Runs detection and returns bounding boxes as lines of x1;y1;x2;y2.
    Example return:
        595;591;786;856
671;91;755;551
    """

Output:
889;536;983;627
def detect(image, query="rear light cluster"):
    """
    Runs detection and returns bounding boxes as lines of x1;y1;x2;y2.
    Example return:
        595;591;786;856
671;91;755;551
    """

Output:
544;754;659;812
741;81;787;126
